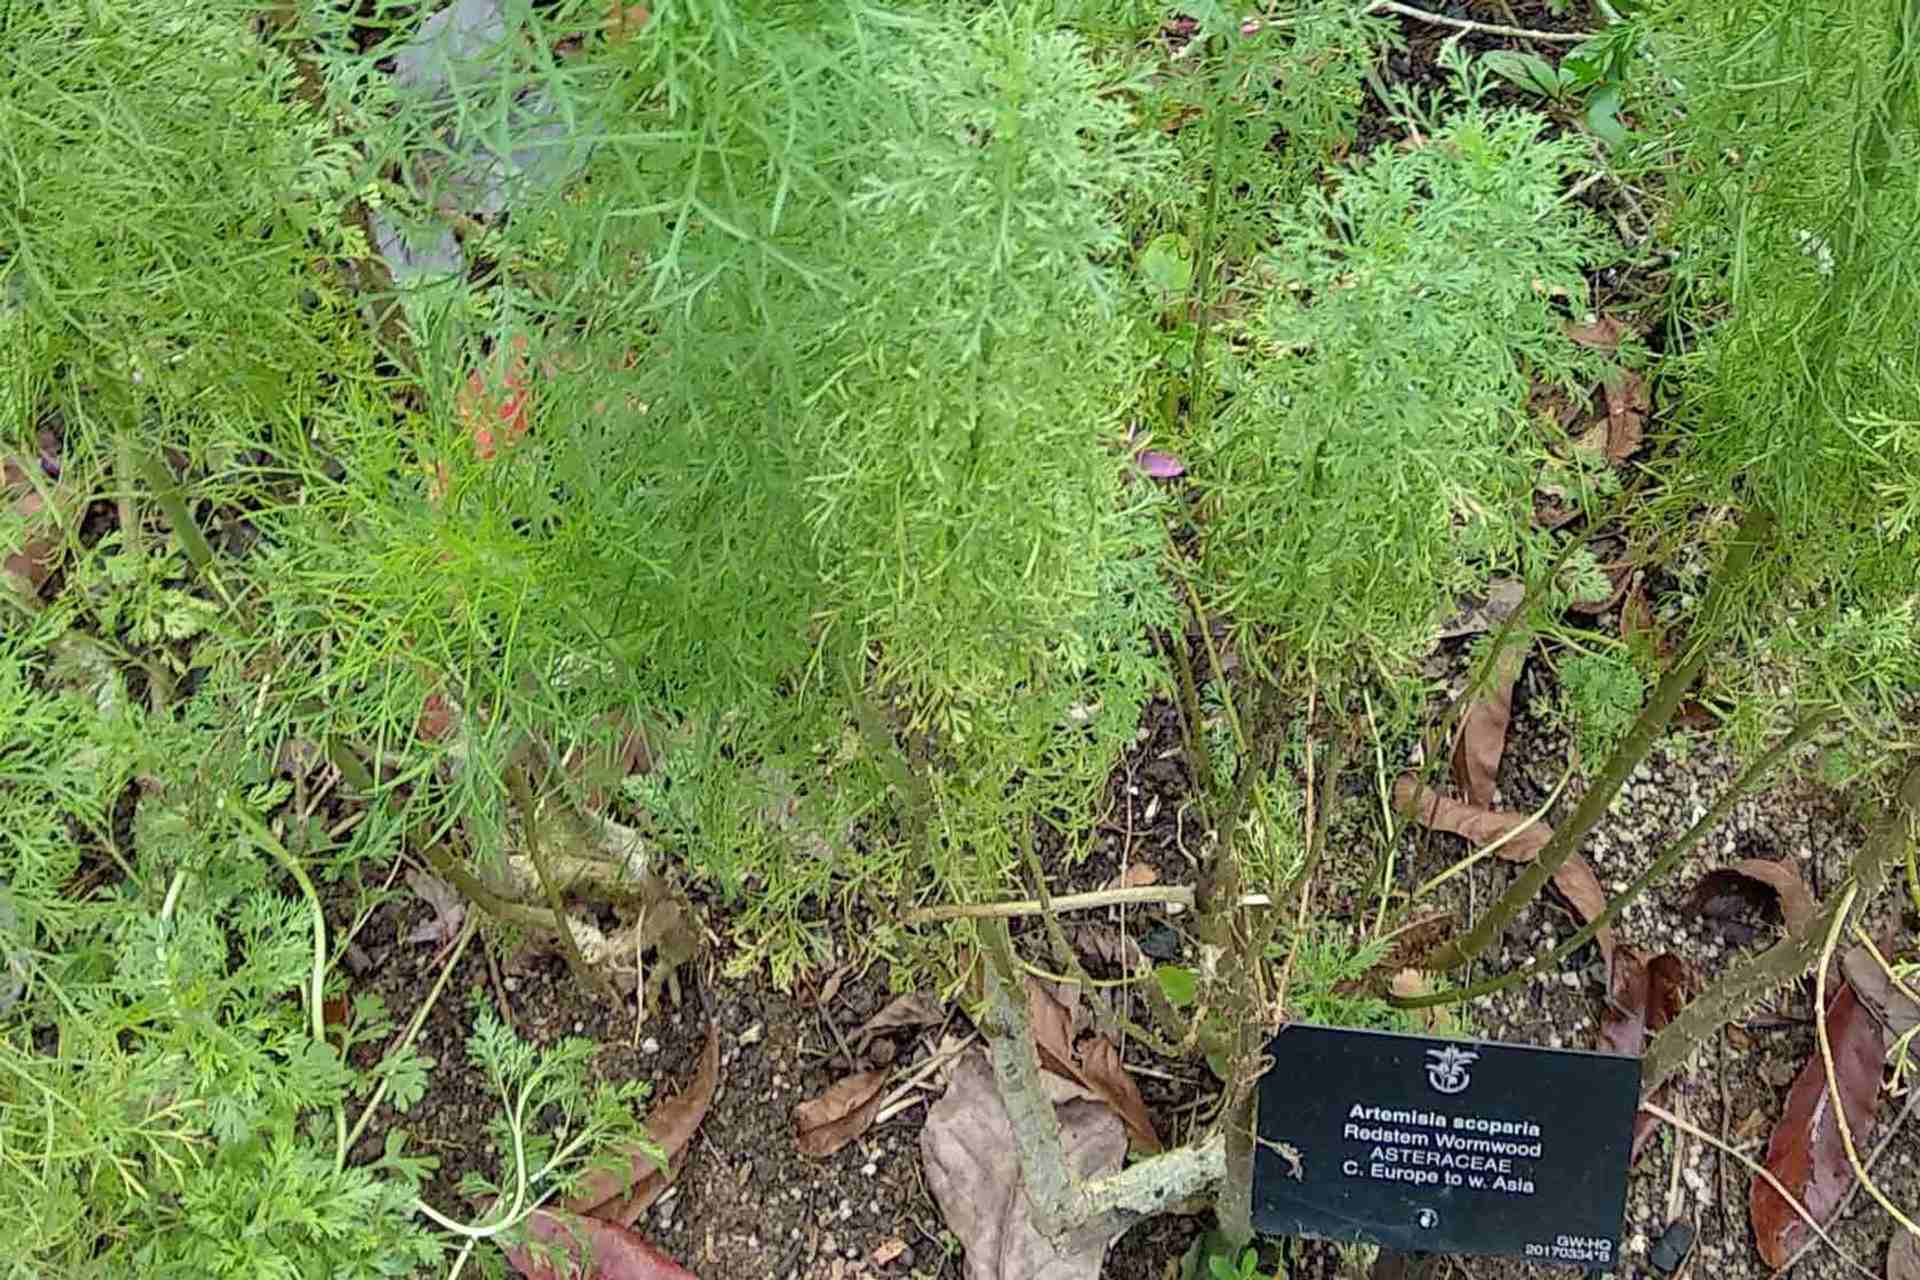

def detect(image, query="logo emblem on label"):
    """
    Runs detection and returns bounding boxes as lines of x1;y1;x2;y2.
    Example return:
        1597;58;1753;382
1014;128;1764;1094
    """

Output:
1417;1209;1440;1230
1425;1046;1478;1095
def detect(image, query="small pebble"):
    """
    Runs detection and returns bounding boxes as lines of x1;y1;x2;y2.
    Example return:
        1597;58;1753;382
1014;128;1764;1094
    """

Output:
641;1036;661;1054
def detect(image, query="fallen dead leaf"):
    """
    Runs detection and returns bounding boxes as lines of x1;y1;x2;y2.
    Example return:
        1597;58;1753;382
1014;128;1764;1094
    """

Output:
416;689;458;743
404;868;468;948
1023;981;1158;1152
505;1209;699;1280
1436;578;1526;639
1393;777;1550;861
1600;368;1648;464
1751;984;1886;1268
920;1049;1125;1280
1073;924;1145;971
1117;862;1160;889
459;335;534;461
3;456;70;595
794;1068;890;1157
1687;859;1817;936
1565;314;1630;352
1889;1226;1920;1280
1395;777;1613;962
570;1022;720;1225
1549;853;1617;967
854;994;946;1052
871;1238;909;1267
1842;941;1920;1047
1597;951;1688;1159
1451;631;1528;807
1077;1036;1161;1154
1389;969;1457;1034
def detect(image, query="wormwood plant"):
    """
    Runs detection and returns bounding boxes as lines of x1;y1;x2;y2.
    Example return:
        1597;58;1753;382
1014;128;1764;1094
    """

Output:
1193;48;1610;683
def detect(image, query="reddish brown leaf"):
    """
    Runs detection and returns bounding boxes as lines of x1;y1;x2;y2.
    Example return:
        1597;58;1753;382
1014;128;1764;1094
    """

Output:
1550;854;1617;966
1026;980;1080;1081
1628;955;1690;1158
794;1068;889;1157
1751;984;1886;1268
571;1023;720;1225
459;335;535;461
1599;948;1651;1058
1687;859;1816;936
920;1049;1124;1280
1393;777;1549;861
416;689;457;743
1118;862;1160;888
1076;1036;1161;1154
3;456;69;595
1451;633;1528;807
505;1209;699;1280
1566;315;1629;352
1601;368;1648;464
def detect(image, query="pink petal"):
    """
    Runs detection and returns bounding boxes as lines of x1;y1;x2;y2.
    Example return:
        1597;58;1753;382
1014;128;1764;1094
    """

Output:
1135;450;1185;478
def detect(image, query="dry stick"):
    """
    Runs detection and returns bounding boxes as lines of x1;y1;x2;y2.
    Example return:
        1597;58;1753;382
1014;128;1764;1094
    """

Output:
904;883;1272;924
1812;883;1920;1237
1393;707;1832;1009
1780;1087;1920;1271
1419;507;1776;973
1643;759;1920;1093
1363;0;1594;42
343;914;479;1157
1640;1102;1879;1280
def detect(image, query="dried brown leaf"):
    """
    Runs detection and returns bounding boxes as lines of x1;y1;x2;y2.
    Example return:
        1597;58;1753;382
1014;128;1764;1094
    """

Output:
1550;854;1616;966
1437;578;1528;640
1076;1036;1161;1154
1842;942;1920;1044
1601;368;1648;464
920;1050;1124;1280
404;868;467;947
1688;859;1817;936
1889;1226;1920;1280
1566;315;1630;352
1073;925;1144;971
794;1068;889;1157
1751;984;1886;1268
1118;862;1160;889
855;994;946;1050
1451;634;1528;807
570;1023;721;1225
505;1209;699;1280
1600;948;1651;1058
1389;969;1456;1034
3;456;70;594
1393;777;1550;861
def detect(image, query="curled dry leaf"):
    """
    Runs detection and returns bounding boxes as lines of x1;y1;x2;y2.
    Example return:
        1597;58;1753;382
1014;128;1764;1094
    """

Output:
1565;314;1629;352
1117;862;1160;889
1600;368;1648;464
1073;924;1145;971
1841;941;1920;1046
505;1209;699;1280
1687;859;1817;936
1451;632;1528;807
1599;951;1687;1158
1437;577;1527;640
569;1022;720;1226
1024;981;1159;1153
1751;984;1886;1269
854;993;946;1052
920;1049;1125;1280
1395;777;1612;962
1393;777;1549;862
3;456;70;595
794;1068;889;1157
404;868;468;947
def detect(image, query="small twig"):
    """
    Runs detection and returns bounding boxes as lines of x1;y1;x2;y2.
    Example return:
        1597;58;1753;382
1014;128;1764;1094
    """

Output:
1639;1102;1878;1280
1363;0;1593;42
344;914;479;1159
1813;883;1920;1237
873;1034;980;1125
904;884;1272;924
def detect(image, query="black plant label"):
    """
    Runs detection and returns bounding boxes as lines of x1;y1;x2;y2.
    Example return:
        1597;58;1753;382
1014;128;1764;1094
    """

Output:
1254;1024;1639;1263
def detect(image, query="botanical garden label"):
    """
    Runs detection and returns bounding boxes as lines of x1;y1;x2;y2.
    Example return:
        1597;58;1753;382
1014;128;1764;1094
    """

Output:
1253;1024;1640;1262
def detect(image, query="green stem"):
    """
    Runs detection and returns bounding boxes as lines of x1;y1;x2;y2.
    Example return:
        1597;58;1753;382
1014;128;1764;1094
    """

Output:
505;761;609;999
1420;506;1775;971
1393;707;1833;1009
